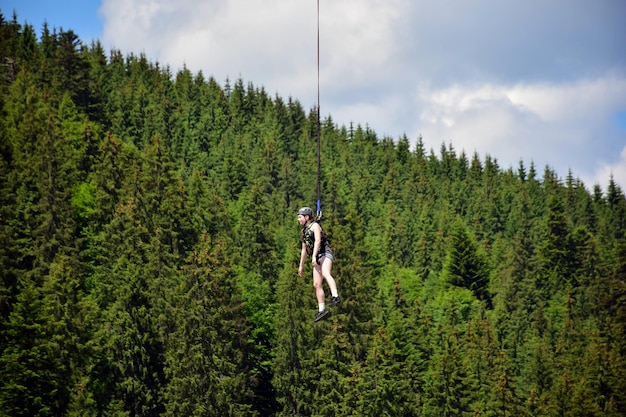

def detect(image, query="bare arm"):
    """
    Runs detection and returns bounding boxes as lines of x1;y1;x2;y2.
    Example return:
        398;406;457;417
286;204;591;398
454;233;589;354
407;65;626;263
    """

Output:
298;241;307;276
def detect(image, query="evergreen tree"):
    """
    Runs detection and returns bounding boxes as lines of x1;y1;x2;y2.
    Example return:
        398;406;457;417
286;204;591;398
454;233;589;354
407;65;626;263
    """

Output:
357;278;422;416
519;326;556;416
441;217;491;307
422;320;472;416
50;30;94;116
311;318;353;417
163;232;256;416
536;193;571;298
489;350;520;416
0;278;63;416
91;183;166;416
42;254;99;416
272;245;319;417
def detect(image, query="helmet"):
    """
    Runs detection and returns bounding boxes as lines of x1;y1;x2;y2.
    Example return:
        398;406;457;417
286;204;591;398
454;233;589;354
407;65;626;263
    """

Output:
298;207;314;217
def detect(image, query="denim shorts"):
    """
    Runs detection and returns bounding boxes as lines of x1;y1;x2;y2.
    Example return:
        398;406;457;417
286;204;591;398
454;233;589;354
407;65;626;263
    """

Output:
317;252;334;261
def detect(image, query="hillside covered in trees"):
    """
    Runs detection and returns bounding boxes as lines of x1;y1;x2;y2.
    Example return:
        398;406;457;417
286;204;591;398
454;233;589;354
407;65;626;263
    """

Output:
1;11;626;417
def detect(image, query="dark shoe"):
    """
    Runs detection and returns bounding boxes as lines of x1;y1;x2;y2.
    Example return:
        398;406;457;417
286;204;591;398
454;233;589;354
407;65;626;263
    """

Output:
314;309;330;322
328;296;341;307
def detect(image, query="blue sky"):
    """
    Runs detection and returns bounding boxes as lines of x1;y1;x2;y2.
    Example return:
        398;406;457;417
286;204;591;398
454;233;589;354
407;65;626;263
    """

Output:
4;0;626;192
3;0;103;43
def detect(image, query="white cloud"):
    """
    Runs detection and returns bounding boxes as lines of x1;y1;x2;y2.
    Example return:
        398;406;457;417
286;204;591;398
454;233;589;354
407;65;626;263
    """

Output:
100;0;626;191
591;146;626;193
411;76;626;190
101;0;406;104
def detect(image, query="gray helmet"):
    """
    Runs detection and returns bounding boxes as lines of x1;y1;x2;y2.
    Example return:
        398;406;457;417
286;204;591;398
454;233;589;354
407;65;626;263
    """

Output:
298;207;314;217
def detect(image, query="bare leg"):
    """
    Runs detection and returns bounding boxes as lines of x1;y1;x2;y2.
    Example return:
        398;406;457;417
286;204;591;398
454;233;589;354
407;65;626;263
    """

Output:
320;257;337;295
313;265;325;305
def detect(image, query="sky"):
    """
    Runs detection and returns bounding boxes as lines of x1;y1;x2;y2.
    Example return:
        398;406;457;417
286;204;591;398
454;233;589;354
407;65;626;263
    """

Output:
4;0;626;192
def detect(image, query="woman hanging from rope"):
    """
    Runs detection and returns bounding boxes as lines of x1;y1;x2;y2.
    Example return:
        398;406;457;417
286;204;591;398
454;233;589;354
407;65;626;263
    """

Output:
297;207;341;322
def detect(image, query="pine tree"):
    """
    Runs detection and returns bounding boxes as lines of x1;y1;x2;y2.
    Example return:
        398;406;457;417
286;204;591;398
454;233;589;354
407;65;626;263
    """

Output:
422;321;472;417
42;254;99;416
0;88;18;331
162;232;256;416
519;329;556;416
356;327;405;416
441;217;492;307
357;278;422;416
489;350;519;416
325;201;377;362
0;278;63;416
51;30;94;116
311;318;353;417
272;245;318;416
91;185;166;416
233;181;279;413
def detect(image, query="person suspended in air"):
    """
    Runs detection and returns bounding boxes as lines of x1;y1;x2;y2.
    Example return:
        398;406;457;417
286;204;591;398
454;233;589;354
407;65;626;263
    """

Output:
297;207;341;322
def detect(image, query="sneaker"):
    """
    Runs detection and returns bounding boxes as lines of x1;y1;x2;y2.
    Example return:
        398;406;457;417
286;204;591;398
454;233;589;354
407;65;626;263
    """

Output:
328;296;341;307
314;309;330;322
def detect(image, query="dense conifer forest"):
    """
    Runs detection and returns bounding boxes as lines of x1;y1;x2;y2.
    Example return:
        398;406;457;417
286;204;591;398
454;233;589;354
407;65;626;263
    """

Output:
1;11;626;416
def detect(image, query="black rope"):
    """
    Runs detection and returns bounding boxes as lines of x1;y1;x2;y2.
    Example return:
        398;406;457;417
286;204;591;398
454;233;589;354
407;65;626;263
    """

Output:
316;0;322;221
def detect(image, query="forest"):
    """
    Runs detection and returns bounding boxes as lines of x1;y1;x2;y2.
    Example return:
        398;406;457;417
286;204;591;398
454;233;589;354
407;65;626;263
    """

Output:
1;10;626;417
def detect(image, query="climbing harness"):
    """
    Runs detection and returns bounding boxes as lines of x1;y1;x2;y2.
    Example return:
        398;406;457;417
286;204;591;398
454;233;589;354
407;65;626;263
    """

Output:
301;220;333;259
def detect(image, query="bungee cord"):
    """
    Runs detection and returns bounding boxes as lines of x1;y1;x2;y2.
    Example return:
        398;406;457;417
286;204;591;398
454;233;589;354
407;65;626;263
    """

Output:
316;0;322;221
